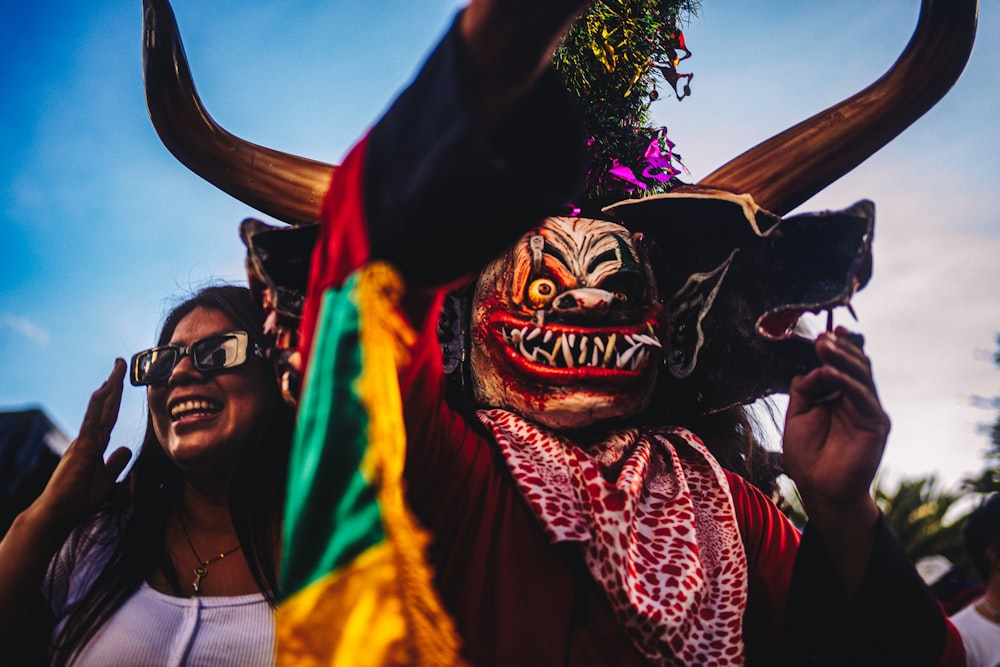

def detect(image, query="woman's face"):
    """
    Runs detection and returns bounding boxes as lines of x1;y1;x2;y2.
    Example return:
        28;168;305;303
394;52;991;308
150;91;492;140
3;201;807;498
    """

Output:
147;306;272;479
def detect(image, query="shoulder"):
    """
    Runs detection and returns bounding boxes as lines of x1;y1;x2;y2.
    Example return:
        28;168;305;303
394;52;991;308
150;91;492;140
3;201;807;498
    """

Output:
43;512;124;616
723;470;801;559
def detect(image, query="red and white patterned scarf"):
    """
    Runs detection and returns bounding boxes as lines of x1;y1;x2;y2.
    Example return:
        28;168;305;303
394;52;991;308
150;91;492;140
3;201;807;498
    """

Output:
477;409;748;666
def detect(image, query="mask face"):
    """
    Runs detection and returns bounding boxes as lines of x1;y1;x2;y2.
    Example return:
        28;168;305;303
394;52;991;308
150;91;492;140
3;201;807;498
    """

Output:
469;216;665;429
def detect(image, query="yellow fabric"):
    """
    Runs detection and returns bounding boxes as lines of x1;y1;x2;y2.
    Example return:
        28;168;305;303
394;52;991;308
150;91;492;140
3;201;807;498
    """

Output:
277;542;410;667
278;262;463;666
354;262;465;666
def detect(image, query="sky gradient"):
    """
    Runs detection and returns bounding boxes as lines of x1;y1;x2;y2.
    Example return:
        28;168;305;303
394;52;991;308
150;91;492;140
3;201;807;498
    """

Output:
2;0;998;493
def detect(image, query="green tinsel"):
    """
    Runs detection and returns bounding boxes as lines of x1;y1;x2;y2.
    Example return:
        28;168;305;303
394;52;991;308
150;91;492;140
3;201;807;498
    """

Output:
553;0;698;209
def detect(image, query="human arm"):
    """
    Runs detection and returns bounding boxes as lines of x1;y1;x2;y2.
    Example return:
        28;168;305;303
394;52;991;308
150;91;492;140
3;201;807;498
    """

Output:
362;0;591;293
780;329;964;665
780;327;887;592
299;1;591;365
0;359;132;653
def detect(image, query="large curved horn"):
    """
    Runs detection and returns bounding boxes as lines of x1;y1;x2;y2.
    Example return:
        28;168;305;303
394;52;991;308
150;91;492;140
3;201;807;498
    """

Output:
142;0;335;225
698;0;978;216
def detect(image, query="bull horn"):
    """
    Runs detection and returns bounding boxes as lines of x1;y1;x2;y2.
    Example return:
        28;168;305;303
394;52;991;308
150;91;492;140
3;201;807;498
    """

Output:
698;0;978;216
142;0;335;225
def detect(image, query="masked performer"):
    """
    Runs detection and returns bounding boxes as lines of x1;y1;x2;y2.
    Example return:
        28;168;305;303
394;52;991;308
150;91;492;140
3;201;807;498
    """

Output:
142;0;977;663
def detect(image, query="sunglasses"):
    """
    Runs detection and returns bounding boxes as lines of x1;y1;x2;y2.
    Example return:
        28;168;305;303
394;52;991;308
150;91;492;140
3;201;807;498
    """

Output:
129;331;265;386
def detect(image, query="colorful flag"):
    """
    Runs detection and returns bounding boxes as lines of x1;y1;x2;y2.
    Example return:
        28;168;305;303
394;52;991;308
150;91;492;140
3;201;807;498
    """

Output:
277;262;464;666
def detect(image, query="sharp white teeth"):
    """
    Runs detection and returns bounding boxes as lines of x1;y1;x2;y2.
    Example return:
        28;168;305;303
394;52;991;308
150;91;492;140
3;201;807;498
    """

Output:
603;334;617;367
506;323;659;371
560;333;575;367
551;334;562;358
519;336;538;362
634;333;662;348
619;345;638;368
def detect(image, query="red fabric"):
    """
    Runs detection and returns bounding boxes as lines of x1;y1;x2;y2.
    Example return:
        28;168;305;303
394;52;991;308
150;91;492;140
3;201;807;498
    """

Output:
395;280;799;665
942;618;968;666
300;137;966;665
478;412;749;665
300;143;800;664
297;137;371;371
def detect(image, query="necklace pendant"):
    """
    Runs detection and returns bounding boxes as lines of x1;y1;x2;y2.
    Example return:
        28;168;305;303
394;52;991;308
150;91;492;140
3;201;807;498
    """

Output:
193;565;208;594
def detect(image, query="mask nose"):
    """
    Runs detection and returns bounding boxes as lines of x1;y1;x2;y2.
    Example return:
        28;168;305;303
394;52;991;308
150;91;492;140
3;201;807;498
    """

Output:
551;288;615;317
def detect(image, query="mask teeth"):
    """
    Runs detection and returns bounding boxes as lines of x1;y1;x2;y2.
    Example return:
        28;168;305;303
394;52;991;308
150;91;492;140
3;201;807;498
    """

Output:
503;324;661;370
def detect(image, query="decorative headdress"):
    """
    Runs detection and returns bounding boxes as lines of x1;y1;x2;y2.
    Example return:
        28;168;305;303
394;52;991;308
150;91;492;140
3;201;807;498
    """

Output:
142;0;977;414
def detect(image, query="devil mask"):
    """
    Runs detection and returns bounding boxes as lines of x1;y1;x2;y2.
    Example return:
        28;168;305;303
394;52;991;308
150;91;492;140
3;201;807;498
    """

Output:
469;216;663;429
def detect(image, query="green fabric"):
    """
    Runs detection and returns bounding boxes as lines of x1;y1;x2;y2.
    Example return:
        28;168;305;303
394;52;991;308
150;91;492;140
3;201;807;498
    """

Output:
280;279;386;599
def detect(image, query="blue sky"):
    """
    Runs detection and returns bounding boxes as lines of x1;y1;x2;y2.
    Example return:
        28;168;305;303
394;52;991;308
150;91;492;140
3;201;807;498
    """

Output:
2;0;998;492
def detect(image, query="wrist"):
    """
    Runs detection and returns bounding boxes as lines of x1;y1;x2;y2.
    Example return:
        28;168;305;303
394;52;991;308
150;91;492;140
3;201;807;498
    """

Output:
17;502;75;552
802;494;880;547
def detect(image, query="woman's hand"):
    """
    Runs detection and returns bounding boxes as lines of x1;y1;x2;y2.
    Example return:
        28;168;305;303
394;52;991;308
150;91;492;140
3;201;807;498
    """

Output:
0;360;134;647
29;359;133;536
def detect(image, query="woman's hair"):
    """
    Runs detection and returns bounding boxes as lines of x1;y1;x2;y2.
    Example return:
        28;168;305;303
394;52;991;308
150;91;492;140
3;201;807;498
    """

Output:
50;284;296;665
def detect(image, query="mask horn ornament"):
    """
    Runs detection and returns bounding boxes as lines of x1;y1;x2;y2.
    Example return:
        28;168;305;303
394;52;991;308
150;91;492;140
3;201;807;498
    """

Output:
142;0;335;225
699;0;978;217
608;0;978;416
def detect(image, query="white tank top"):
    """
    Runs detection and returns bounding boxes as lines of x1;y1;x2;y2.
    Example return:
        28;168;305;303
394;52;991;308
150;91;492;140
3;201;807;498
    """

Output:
45;516;275;666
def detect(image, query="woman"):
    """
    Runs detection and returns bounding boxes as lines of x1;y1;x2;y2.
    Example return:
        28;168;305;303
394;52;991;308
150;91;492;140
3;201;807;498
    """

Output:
0;285;295;665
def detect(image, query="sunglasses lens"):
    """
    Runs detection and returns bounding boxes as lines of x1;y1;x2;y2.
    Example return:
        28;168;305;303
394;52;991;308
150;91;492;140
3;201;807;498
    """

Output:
192;334;245;372
131;347;179;386
129;332;252;386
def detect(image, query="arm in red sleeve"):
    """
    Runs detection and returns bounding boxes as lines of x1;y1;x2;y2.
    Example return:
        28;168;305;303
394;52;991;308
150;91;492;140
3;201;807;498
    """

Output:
300;13;588;368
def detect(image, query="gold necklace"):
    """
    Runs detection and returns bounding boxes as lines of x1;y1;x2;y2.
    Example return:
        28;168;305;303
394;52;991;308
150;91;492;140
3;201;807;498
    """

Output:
176;513;242;595
977;596;1000;625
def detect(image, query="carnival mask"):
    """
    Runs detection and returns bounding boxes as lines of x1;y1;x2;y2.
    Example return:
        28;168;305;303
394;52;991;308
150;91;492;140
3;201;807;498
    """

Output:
469;216;664;429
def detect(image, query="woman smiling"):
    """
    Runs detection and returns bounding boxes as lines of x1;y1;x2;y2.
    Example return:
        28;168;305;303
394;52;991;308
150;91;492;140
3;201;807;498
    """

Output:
0;285;295;665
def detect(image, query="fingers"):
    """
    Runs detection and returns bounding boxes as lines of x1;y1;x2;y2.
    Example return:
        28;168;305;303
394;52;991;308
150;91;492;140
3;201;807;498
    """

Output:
103;446;134;484
75;359;127;454
98;359;126;438
815;328;872;386
789;329;889;430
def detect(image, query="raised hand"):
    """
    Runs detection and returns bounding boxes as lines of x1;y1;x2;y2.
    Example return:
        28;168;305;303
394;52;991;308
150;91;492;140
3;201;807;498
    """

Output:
0;360;134;647
459;0;594;125
30;359;133;536
781;327;890;589
782;327;890;512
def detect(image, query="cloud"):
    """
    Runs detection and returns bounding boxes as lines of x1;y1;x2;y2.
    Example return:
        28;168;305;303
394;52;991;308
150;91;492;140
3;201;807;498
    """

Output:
0;312;51;346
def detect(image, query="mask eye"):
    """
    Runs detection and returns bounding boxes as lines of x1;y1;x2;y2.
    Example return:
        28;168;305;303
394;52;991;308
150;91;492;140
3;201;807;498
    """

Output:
526;278;557;309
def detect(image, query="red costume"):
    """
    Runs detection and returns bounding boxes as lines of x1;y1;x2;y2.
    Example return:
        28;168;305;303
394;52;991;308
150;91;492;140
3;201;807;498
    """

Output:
295;22;966;664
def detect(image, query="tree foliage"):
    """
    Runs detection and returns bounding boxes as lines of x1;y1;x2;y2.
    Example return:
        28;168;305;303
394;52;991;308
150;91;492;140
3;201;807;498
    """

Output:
875;476;970;571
